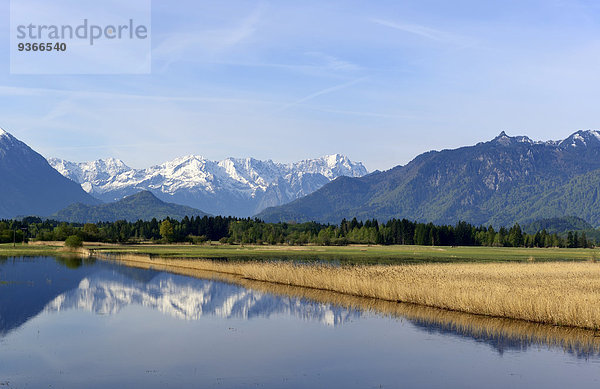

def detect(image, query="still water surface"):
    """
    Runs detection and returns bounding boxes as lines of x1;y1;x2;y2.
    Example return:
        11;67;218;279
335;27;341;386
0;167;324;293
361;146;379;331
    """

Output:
0;256;599;388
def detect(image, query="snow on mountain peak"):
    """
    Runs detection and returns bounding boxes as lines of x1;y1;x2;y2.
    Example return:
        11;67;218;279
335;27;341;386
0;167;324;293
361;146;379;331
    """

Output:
490;130;600;149
590;130;600;141
0;128;16;145
577;129;600;142
169;154;206;165
88;158;131;174
492;131;536;146
558;130;600;148
48;157;132;190
48;154;368;216
326;153;341;164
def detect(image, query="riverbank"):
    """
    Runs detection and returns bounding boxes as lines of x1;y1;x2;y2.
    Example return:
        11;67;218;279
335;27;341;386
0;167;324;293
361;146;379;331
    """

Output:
96;252;600;330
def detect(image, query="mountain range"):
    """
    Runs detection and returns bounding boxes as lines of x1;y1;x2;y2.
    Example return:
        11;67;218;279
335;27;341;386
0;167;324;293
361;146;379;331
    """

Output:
52;190;209;223
0;128;98;219
4;125;600;228
258;130;600;227
49;154;368;217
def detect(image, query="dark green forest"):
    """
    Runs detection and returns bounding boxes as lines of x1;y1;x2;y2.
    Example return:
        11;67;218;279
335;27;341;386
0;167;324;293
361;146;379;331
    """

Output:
0;215;594;248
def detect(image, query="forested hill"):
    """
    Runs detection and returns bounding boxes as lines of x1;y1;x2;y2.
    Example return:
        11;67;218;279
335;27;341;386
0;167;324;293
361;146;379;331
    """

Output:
522;216;593;234
257;130;600;227
52;191;209;223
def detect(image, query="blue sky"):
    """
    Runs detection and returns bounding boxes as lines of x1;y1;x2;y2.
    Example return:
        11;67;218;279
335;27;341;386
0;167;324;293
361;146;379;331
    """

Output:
1;0;600;170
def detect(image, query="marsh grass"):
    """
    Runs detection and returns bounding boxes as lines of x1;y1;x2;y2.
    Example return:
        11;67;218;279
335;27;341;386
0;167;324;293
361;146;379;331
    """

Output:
98;253;600;330
103;253;600;354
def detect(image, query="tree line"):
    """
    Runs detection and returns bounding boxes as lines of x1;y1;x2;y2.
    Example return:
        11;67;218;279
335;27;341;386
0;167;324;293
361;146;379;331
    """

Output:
0;216;594;248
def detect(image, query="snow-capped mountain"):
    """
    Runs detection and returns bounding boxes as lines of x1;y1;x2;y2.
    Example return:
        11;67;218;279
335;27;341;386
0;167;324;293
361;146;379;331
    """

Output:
46;270;360;327
48;154;368;217
558;129;600;148
49;157;131;193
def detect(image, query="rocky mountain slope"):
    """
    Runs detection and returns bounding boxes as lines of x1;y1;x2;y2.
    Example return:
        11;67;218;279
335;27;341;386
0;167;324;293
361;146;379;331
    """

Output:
258;130;600;227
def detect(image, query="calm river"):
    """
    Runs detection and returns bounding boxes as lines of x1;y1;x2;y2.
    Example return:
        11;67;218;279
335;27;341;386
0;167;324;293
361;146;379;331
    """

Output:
0;256;599;388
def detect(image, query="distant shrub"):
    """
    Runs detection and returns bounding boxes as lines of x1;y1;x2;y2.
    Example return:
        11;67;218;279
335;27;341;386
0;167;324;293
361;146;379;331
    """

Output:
65;235;83;248
188;235;208;245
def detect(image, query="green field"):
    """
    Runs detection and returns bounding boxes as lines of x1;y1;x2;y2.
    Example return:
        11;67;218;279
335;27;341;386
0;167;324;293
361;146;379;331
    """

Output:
2;242;599;263
86;243;600;264
0;243;62;257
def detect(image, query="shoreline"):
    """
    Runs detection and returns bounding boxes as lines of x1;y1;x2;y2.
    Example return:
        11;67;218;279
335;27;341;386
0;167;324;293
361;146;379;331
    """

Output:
92;250;600;331
3;242;600;331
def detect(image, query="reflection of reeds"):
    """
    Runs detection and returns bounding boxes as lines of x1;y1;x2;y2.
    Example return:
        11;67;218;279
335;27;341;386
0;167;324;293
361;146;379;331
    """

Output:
96;253;600;332
98;253;600;356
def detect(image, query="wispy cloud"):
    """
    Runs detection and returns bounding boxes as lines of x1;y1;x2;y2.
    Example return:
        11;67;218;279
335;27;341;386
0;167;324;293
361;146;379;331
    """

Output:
370;18;474;47
166;54;362;80
279;77;369;112
0;85;280;106
152;6;263;70
304;52;361;72
304;105;418;120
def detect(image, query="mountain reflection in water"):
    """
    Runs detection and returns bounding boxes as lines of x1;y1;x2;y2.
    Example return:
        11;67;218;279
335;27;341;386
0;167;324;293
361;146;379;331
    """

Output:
1;256;599;361
46;268;358;326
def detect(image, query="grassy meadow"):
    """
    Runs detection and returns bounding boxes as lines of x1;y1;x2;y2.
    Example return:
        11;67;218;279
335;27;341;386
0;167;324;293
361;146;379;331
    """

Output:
3;242;600;263
87;243;600;264
0;242;62;256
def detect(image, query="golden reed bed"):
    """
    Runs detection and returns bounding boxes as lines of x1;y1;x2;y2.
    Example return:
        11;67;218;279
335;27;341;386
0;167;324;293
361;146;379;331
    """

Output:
94;252;600;331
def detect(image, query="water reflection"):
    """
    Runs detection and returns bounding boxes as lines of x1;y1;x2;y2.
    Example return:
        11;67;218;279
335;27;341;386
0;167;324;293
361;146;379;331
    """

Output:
46;268;359;326
1;256;600;361
232;272;600;360
0;256;97;337
110;256;600;360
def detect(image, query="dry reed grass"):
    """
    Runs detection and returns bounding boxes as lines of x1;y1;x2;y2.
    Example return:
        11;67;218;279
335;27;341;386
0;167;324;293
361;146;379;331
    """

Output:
95;253;600;330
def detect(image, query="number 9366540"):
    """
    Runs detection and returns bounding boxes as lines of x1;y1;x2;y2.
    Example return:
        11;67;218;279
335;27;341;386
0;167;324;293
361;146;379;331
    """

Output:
18;42;67;52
